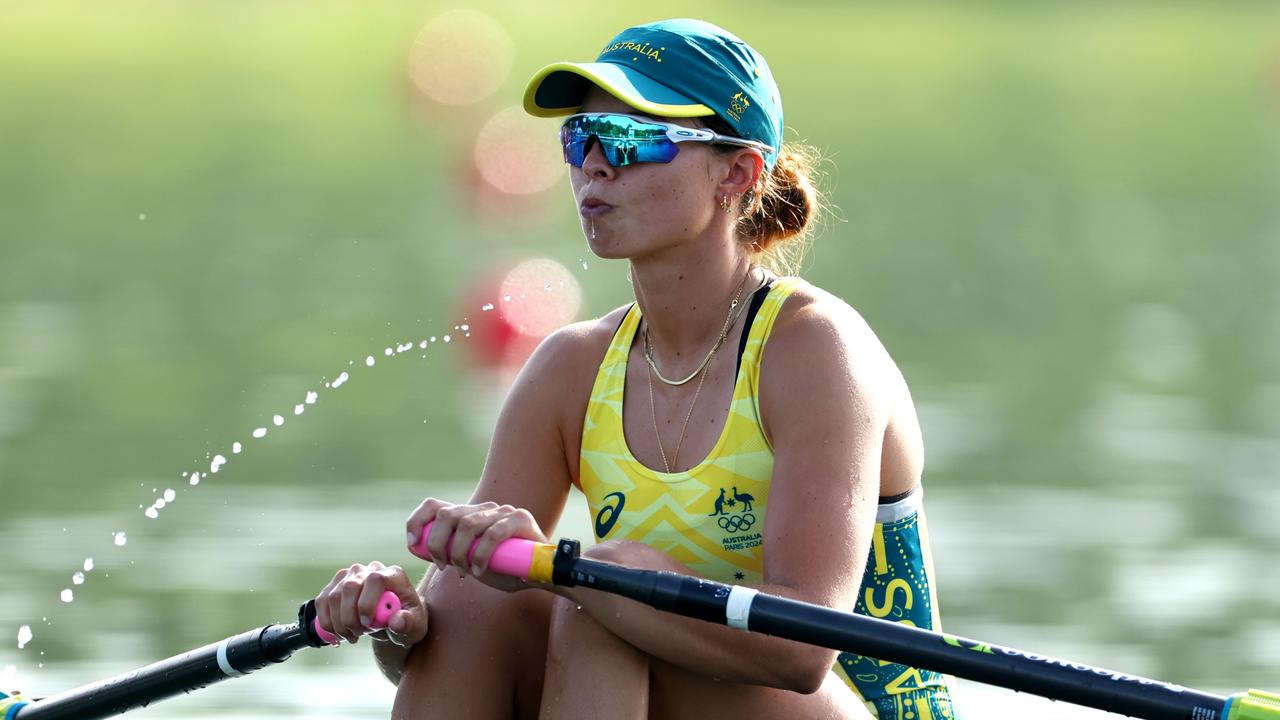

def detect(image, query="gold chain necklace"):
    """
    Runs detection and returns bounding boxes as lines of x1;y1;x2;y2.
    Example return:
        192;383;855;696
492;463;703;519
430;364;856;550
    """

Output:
647;347;713;473
642;269;752;386
643;267;761;472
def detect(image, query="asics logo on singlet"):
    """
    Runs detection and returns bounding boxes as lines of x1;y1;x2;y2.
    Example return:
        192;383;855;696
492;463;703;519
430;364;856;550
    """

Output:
594;492;626;539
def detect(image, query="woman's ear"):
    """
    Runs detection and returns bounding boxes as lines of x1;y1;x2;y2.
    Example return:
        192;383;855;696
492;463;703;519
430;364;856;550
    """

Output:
718;148;765;197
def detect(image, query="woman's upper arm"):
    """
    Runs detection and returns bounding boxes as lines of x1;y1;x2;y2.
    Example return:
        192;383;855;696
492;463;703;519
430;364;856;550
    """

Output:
465;319;601;534
758;296;891;611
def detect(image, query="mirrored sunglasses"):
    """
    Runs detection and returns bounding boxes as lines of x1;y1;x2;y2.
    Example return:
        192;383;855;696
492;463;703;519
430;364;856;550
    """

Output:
559;113;773;168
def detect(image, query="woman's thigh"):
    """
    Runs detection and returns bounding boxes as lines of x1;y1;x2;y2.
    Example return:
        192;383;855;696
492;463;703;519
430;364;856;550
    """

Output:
649;657;873;720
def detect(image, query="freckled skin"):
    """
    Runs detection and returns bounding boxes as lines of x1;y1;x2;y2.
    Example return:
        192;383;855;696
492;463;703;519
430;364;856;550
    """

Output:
571;92;724;264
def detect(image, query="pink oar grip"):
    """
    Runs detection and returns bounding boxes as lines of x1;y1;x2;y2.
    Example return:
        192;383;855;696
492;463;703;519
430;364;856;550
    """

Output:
410;520;538;580
313;589;401;646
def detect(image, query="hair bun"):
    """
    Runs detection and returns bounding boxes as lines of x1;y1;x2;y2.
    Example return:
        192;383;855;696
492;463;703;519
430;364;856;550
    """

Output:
738;143;825;275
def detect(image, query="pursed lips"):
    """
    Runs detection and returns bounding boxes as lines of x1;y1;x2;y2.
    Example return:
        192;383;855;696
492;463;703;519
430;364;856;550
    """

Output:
579;197;615;217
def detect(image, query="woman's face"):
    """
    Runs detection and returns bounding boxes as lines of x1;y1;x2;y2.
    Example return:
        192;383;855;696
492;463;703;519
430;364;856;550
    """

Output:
570;86;724;261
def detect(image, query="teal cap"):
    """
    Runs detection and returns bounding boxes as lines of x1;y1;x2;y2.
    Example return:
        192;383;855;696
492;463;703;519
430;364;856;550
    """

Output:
524;19;783;169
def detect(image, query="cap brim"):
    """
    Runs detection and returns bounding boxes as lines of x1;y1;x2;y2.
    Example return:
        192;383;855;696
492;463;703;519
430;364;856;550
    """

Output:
523;61;715;119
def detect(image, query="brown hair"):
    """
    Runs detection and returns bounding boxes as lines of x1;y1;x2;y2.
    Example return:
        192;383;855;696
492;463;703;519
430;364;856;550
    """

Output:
704;116;829;276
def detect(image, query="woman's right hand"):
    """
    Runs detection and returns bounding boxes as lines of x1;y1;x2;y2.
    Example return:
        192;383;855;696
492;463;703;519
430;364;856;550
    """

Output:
406;498;549;592
314;561;428;647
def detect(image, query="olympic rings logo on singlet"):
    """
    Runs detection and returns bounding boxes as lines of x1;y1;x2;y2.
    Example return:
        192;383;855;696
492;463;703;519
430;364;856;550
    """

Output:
708;486;762;551
717;513;755;532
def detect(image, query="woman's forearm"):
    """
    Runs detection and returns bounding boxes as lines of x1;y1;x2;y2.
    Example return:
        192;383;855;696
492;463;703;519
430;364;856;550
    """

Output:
554;548;838;693
372;635;413;685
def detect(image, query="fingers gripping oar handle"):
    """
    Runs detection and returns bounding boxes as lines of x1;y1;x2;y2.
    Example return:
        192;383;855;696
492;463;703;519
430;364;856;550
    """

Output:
410;521;557;583
311;591;400;645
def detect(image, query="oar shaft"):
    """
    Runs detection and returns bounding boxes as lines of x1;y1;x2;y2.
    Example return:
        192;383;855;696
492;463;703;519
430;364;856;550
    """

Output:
746;592;1226;720
545;538;1230;720
16;590;398;719
16;623;311;720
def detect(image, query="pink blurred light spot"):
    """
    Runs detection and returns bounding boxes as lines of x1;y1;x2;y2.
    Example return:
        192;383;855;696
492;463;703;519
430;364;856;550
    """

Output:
500;259;582;337
474;107;565;196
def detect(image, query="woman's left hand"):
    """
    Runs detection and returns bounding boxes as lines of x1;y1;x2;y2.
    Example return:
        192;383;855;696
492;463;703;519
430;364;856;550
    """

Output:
405;498;550;593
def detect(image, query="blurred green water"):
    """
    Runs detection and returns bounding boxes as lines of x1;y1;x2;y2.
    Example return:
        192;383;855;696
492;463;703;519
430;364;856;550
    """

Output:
1;1;1278;716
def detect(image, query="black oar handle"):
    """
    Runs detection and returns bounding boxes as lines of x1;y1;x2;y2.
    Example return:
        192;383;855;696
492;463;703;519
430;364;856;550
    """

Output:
15;623;308;720
15;601;337;720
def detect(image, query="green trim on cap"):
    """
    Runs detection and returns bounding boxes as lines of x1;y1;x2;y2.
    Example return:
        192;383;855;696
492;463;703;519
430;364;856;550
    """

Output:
523;62;715;119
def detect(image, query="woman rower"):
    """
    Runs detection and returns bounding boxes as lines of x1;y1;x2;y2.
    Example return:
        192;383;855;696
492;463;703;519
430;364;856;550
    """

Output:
314;18;959;720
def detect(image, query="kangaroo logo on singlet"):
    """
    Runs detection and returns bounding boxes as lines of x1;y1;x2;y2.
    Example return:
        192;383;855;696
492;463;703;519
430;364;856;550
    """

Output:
594;491;626;539
708;487;761;551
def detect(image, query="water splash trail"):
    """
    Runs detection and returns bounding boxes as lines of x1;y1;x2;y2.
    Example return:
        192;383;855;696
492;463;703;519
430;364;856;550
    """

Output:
13;254;589;670
11;328;469;660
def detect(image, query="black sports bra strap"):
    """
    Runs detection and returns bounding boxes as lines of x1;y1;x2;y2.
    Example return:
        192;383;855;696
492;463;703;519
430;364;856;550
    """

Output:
616;304;634;336
879;488;917;505
735;279;776;374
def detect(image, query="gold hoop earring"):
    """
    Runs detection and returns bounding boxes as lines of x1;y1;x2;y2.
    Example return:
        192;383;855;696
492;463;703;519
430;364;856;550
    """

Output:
719;194;733;214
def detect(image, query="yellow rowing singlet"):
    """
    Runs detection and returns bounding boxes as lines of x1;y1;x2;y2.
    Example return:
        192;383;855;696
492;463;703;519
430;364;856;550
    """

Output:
578;277;959;719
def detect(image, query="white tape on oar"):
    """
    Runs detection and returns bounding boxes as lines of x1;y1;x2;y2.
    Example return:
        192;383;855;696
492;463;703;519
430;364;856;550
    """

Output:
726;585;758;630
216;639;244;677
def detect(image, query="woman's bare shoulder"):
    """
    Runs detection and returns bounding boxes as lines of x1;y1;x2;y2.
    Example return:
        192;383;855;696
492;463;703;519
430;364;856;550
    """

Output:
509;304;632;461
513;303;633;413
769;278;918;405
532;303;632;373
763;279;923;492
769;278;881;359
761;278;908;413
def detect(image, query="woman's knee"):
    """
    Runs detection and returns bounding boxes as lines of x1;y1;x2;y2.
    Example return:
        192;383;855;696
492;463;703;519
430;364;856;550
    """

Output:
545;594;598;662
398;577;556;718
405;572;555;676
546;593;646;666
579;539;651;566
540;594;651;720
429;570;553;630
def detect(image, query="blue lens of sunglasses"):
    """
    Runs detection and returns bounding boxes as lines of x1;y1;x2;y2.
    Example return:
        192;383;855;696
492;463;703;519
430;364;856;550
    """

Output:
560;114;682;168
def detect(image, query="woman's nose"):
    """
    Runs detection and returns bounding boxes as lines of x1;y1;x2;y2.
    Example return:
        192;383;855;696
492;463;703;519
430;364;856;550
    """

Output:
580;138;615;179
